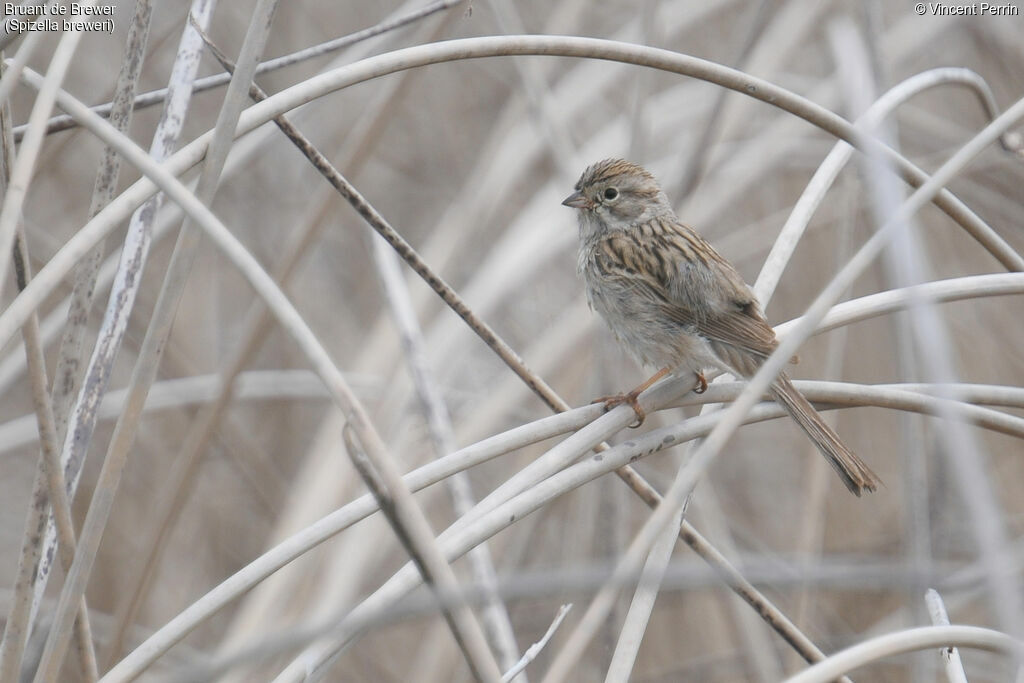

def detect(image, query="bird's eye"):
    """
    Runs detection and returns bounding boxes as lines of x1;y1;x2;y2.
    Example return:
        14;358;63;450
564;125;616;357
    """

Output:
603;187;619;201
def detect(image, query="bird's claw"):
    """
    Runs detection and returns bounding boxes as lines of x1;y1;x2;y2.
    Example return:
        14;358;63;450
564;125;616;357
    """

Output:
592;392;646;428
693;372;708;394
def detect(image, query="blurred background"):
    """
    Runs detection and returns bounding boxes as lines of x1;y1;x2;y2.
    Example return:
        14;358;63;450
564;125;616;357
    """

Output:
1;0;1023;680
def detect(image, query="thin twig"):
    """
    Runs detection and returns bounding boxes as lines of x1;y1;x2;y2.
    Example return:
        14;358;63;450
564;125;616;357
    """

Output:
782;626;1022;683
542;89;1024;680
341;425;502;682
12;33;1019;683
143;8;467;670
99;373;1024;680
0;0;55;50
0;10;49;105
288;376;1024;681
0;71;546;682
0;0;97;301
0;369;341;454
28;2;283;679
31;13;504;681
49;0;156;452
103;406;603;680
3;35;1017;360
834;19;1023;638
754;66;1019;303
675;0;776;198
501;605;572;683
604;499;684;683
11;0;466;140
123;39;1021;677
376;232;527;676
27;6;158;666
0;82;98;683
9;241;99;683
488;0;581;179
608;67;1004;681
828;29;935;683
788;180;854;673
925;589;970;683
93;0;220;665
193;14;501;681
151;548;1022;681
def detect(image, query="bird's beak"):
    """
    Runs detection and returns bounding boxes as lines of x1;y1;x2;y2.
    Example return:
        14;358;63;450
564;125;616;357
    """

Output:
561;191;592;209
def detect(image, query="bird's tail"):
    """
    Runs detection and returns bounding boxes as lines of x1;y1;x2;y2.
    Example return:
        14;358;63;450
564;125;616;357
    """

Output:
770;373;880;496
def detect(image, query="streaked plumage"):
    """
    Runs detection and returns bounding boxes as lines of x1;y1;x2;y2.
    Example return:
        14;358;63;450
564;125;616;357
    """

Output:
564;159;879;495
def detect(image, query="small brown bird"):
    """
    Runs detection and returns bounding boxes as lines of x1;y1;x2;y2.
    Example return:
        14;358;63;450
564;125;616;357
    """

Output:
563;158;879;496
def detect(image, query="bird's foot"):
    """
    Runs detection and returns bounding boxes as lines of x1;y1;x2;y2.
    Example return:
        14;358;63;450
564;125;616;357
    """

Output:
592;391;646;428
693;372;708;394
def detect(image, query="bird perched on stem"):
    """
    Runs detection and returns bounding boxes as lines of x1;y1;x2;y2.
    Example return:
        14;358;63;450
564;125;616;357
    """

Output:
563;158;879;496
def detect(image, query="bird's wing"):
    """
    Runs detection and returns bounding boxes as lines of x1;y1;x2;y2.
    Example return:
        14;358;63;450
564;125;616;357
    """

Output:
596;219;779;359
696;299;780;363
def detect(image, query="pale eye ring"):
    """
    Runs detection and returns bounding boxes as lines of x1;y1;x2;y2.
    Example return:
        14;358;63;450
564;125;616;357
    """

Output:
603;187;619;201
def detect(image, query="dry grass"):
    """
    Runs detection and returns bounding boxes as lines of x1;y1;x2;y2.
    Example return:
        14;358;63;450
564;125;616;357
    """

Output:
0;1;1023;681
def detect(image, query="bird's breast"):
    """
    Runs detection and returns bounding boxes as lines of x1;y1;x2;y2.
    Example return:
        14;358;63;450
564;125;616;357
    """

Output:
579;244;699;370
